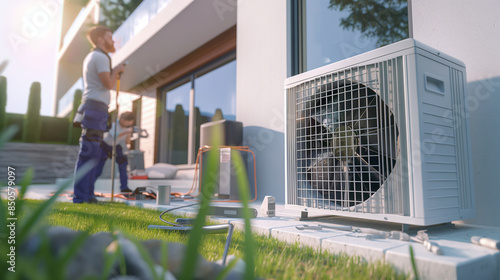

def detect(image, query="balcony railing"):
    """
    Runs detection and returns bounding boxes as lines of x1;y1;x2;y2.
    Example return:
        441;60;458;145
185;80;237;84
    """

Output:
63;7;88;47
113;0;172;51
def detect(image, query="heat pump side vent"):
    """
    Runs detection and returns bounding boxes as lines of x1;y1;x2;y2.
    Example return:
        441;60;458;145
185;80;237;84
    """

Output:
450;68;474;212
377;57;409;216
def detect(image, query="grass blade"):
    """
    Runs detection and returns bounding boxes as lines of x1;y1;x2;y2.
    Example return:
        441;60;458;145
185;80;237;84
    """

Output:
231;150;256;280
0;125;18;151
215;257;239;280
180;146;218;280
409;245;420;280
17;162;93;243
11;167;33;228
180;126;221;280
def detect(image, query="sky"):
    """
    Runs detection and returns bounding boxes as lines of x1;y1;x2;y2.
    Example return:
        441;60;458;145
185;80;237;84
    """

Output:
0;0;62;116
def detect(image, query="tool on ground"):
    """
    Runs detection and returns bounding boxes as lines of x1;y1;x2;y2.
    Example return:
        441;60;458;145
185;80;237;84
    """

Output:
156;185;171;205
148;202;234;265
410;230;443;255
148;223;234;265
471;236;500;250
207;206;258;218
296;224;410;241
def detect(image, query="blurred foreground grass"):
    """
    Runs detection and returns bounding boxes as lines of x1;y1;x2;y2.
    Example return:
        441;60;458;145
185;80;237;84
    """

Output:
1;200;409;279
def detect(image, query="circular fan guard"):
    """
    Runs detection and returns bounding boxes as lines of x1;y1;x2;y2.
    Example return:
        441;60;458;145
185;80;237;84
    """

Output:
297;80;399;207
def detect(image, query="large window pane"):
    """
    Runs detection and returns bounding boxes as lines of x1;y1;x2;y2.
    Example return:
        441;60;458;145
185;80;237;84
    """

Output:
158;57;236;165
194;60;237;152
305;0;408;71
163;82;190;164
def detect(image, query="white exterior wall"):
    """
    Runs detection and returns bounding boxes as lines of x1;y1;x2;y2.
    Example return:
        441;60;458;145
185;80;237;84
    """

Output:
412;0;500;227
236;1;288;203
139;90;157;169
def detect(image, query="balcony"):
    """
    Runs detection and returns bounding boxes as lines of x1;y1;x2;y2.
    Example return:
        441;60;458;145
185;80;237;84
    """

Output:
55;0;237;113
110;0;237;92
113;0;172;51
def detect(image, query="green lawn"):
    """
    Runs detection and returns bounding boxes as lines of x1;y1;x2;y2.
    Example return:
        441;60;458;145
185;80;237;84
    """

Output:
5;200;409;279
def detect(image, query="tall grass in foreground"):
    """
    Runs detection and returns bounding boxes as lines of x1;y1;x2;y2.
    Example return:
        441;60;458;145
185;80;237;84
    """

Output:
181;125;255;279
6;200;409;279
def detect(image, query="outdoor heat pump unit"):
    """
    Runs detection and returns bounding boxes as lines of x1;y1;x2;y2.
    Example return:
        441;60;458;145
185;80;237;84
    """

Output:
285;39;475;226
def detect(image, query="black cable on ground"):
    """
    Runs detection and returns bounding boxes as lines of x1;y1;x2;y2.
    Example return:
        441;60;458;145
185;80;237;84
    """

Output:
158;202;201;227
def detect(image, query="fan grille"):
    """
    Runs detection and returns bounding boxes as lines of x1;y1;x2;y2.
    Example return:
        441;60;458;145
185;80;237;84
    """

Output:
290;62;401;211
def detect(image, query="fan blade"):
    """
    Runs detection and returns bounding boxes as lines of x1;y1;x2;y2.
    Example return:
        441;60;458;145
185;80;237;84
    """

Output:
358;126;398;161
352;96;377;128
302;117;331;148
339;161;354;207
353;152;386;182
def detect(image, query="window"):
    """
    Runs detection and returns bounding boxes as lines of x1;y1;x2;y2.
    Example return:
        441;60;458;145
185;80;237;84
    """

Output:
158;55;236;165
162;82;190;164
289;0;409;75
194;60;237;154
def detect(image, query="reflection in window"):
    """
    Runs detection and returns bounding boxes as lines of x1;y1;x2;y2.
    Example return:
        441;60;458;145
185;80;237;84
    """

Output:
194;60;237;153
305;0;408;71
159;57;236;165
164;82;190;164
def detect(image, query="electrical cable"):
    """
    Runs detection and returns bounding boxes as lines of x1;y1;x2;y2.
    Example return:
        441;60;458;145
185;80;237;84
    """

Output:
158;202;201;227
174;145;258;203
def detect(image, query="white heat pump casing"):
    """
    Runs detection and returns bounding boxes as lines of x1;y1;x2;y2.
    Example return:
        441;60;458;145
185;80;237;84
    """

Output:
285;39;475;226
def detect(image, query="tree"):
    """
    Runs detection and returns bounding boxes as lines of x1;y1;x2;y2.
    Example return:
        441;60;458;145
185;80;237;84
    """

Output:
169;104;188;164
23;82;42;143
0;76;7;132
212;109;224;122
67;89;83;145
0;60;8;74
99;0;144;31
328;0;408;47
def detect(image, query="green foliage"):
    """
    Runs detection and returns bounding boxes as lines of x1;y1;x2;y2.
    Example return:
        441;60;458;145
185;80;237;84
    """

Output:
0;60;8;74
328;0;409;47
22;82;42;143
0;76;7;132
5;113;23;141
9;201;409;279
68;89;83;145
181;129;220;280
168;104;188;164
39;116;70;143
212;108;224;122
409;245;420;280
231;150;256;279
99;0;144;31
7;113;76;144
0;125;19;150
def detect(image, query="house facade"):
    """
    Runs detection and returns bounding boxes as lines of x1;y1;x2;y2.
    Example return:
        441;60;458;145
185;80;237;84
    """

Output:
54;0;500;227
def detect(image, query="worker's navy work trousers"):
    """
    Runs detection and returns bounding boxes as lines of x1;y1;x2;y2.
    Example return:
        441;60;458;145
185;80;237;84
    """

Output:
73;100;109;203
95;142;129;191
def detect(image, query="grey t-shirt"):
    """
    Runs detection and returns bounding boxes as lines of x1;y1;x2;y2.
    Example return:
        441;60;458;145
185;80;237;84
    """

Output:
82;51;111;105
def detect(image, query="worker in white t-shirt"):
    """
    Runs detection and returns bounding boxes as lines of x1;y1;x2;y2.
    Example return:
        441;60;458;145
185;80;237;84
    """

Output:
95;111;135;192
73;25;126;203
